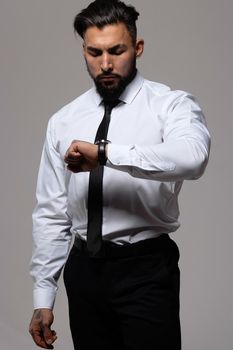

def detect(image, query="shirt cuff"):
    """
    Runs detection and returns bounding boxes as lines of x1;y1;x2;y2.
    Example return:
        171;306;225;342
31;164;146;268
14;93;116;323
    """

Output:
107;144;134;166
33;288;56;310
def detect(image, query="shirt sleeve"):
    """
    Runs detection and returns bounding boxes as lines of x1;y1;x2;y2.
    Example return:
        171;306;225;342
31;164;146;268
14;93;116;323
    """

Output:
30;116;72;310
107;93;211;181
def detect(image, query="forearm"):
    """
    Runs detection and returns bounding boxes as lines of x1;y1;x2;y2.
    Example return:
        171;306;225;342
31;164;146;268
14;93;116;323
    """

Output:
31;116;72;309
30;227;72;309
106;95;211;181
106;136;210;181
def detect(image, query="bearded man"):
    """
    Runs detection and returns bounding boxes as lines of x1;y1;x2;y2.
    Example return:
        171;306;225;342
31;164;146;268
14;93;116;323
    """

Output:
29;1;210;349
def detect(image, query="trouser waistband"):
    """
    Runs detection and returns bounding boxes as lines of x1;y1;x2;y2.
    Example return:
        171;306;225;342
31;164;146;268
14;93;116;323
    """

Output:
73;234;172;259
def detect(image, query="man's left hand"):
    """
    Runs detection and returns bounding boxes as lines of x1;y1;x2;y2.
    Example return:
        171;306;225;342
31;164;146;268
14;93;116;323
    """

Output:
64;140;99;173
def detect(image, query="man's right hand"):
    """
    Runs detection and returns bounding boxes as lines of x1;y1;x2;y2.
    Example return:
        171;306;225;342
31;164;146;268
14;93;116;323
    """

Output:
29;308;57;349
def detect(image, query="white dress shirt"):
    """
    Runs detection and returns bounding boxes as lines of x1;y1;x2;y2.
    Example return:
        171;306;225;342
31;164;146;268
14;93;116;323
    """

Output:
30;71;210;309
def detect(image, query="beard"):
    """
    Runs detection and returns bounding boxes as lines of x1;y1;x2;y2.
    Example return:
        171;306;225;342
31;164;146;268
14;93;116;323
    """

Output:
86;58;137;102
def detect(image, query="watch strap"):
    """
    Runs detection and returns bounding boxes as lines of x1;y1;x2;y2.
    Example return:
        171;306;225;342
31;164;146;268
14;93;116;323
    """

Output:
96;139;108;165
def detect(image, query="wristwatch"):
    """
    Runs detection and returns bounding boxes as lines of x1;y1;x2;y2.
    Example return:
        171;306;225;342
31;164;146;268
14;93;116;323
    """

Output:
95;139;110;165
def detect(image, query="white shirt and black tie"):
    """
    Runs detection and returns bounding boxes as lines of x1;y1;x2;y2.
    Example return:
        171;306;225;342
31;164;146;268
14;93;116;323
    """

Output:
30;71;211;310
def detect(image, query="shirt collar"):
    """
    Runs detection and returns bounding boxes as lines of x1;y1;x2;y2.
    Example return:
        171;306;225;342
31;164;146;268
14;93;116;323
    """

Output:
91;70;144;106
119;71;144;104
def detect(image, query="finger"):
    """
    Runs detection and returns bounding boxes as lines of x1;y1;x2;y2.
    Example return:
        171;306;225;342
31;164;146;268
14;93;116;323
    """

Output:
66;164;83;173
31;329;53;349
43;324;57;347
65;143;79;158
66;158;83;167
64;152;82;163
68;143;80;153
51;330;57;338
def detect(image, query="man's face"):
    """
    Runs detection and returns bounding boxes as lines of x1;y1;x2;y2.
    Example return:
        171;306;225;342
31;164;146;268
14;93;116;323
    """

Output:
83;22;144;100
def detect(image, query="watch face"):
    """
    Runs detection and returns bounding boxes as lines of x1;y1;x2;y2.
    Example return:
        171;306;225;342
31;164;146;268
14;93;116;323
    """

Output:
95;139;111;145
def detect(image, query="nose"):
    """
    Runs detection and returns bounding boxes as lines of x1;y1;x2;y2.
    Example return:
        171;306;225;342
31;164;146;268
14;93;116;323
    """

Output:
100;53;113;73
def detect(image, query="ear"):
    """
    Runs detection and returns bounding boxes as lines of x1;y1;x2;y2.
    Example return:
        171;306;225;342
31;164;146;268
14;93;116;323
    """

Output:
135;39;144;58
82;42;88;61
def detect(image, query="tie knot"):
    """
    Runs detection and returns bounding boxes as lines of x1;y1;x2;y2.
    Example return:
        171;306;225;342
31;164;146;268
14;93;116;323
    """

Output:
104;99;120;114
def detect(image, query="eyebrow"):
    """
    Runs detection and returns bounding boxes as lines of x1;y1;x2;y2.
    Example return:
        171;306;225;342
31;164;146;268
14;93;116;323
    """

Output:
86;44;127;54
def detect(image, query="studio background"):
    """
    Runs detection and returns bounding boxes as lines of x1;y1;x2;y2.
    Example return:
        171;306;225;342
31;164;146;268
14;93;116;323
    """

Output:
0;0;232;349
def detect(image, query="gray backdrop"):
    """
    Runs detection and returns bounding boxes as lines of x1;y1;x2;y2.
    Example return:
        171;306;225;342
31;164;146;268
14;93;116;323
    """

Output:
0;0;232;349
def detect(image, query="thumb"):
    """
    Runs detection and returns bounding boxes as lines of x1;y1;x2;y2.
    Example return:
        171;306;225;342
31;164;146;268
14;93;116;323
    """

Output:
43;324;55;346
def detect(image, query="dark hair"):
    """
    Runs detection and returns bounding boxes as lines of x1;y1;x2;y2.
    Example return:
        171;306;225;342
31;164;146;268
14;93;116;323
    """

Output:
73;0;139;43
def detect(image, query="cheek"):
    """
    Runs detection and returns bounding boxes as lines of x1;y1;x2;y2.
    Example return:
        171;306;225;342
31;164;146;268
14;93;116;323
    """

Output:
86;58;99;76
116;55;135;76
119;62;131;74
88;62;97;73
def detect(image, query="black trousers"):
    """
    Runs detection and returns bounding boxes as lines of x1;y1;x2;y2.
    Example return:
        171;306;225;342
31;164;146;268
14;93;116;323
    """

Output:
63;235;181;350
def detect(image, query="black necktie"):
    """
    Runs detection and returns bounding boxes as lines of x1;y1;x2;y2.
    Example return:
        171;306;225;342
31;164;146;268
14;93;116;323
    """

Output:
87;100;119;257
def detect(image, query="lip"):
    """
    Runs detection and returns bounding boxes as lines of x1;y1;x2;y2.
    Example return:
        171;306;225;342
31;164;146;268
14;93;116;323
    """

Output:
99;76;118;80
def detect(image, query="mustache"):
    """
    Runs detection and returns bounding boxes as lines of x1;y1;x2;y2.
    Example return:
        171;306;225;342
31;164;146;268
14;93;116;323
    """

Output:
96;73;121;80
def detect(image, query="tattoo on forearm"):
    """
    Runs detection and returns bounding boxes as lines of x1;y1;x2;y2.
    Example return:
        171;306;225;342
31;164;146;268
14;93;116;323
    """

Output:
34;310;42;320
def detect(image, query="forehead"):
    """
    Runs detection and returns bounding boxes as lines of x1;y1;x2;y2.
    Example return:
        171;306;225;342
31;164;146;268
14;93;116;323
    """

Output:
83;22;132;48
